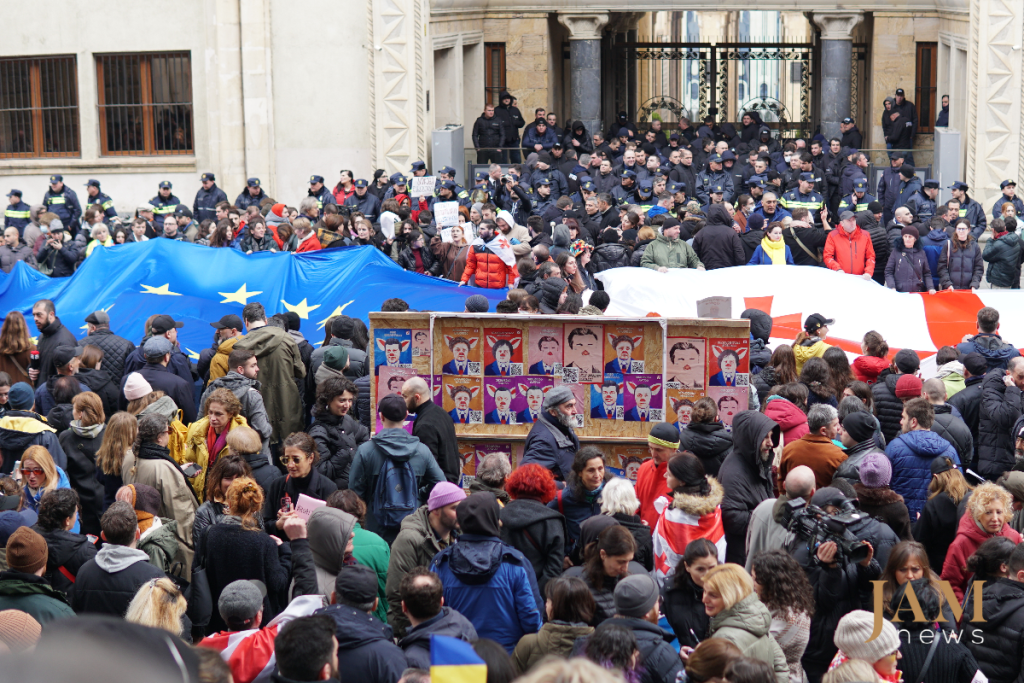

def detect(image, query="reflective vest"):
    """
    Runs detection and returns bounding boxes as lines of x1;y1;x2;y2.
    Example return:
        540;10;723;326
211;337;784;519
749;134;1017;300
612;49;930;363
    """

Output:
780;189;824;213
838;192;878;214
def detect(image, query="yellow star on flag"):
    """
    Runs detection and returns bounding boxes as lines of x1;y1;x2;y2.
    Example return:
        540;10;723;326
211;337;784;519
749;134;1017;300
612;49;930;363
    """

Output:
140;283;182;296
280;298;321;319
315;300;355;330
219;283;263;305
184;347;201;361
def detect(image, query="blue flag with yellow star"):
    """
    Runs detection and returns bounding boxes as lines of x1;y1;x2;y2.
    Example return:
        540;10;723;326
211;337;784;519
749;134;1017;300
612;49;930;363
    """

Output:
0;240;508;357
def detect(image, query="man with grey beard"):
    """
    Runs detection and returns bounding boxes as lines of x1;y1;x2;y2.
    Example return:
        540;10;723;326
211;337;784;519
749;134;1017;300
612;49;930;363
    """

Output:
521;385;580;483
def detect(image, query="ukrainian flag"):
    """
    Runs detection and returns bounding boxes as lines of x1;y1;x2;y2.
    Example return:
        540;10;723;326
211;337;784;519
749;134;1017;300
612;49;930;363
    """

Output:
430;634;487;683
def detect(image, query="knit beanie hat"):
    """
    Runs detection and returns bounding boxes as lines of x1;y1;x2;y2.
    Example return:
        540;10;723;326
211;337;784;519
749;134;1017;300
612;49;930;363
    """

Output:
747;213;765;232
428;481;466;512
6;526;47;574
323;346;349;372
895;374;923;399
900;165;916;178
271;203;286;218
841;412;876;444
456;492;501;536
7;382;34;411
835;610;900;662
648;422;680;449
900;225;919;240
893;348;920;374
465;295;490;313
859;452;892;488
0;610;41;652
123;372;154;401
613;574;660;618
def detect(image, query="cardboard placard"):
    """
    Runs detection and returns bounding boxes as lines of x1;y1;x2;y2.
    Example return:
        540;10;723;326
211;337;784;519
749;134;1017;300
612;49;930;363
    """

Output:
434;201;460;227
411;176;436;198
697;296;732;319
294;494;326;521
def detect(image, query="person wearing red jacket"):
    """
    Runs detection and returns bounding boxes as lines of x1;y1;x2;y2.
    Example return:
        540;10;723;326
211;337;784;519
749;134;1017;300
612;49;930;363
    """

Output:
459;221;517;289
635;422;680;529
823;210;875;278
293;217;322;253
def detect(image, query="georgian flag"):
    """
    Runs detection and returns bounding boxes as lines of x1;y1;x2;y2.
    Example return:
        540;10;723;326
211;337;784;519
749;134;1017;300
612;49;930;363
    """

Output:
652;498;727;583
472;233;516;266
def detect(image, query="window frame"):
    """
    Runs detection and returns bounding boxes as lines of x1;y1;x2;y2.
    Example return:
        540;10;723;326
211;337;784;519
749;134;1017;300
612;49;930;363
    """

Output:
915;42;938;135
484;43;507;107
0;55;80;159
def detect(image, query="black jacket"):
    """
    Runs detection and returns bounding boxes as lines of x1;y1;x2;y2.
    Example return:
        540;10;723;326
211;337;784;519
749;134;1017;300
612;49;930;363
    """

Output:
662;573;709;649
262;470;338;539
34;525;98;594
718;411;780;566
121;362;197;424
317;603;410;683
678;423;733;477
80;328;136;384
949;375;984;463
397;245;440;275
913;491;964;572
69;545;164;616
399;606;478;670
75;367;119;422
693;207;746;270
978;369;1024;480
193;184;229;224
931;404;974;466
591;242;632;272
897;625;980;683
310;412;370;490
35;317;78;386
411;399;461;484
938;240;984;290
500;498;567;594
472;114;506;149
611;513;654;572
872;370;906;444
602;616;683;683
965;577;1024;683
784;225;828;267
858;213;891;284
885;245;932;292
753;366;782;401
58;425;106;537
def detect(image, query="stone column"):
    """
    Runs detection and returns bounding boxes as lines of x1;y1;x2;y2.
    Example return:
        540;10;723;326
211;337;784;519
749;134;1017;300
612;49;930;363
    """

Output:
558;13;610;142
811;11;863;141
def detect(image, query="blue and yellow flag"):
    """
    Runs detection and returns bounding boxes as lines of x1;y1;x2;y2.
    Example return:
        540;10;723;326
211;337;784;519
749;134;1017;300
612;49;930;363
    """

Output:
430;634;487;683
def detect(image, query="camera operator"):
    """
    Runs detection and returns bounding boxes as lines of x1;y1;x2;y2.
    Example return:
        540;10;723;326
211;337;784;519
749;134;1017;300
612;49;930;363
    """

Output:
790;487;881;683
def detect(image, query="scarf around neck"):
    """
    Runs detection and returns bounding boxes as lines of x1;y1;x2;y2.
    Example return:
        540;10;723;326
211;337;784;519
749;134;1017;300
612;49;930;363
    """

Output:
759;235;787;264
70;420;104;439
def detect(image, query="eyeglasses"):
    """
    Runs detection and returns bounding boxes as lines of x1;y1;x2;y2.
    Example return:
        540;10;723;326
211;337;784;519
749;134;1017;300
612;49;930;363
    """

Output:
280;455;309;465
21;468;44;476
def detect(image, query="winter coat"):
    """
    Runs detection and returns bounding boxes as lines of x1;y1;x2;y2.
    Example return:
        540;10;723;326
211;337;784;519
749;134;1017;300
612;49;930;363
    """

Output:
35;316;78;386
693;207;746;270
548;483;603;558
896;623;980;683
522;410;579;482
58;423;106;537
852;355;890;384
0;570;75;625
513;620;594;674
261;469;337;541
978;369;1024;480
122;339;193;387
386;505;458;636
779;434;847;490
75;367;119;420
0;243;37;273
983;232;1022;288
37;237;81;277
309;412;369;490
234;325;306;443
931;404;974;466
562;561;646;626
192;500;227;568
500;498;567;594
400;606;479;669
611;513;654;572
872;370;908;443
887;429;959;518
641;233;703;270
854;483;913;541
432;534;543;653
602;616;685;683
946;376;979;454
0;412;68;474
397;244;440;275
793;337;830;375
33;523;97;595
762;398;809;449
662;572;711;649
942;511;1022;602
832;439;884;485
309;337;369;381
460;244;516;288
78;330;134;386
199;371;273;450
965;577;1024;683
938;240;983;289
410;398;461;484
0;348;32;386
120;362;196;425
718;411;780;566
472;113;506;149
678;423;732;477
885;245;932;292
69;544;164;616
914;491;965;573
753;366;782;399
709;593;789;683
182;413;248;501
652;479;726;583
956;334;1021;372
748;241;794;265
824;225;875;276
591;242;633;272
636;459;671;530
919;228;950;288
316;603;410;683
431;238;470;282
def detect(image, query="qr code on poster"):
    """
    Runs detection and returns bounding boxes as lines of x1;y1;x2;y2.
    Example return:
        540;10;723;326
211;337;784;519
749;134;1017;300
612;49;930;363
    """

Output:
467;363;481;375
509;364;523;376
735;374;749;386
469;411;482;424
553;363;563;373
630;361;645;374
650;409;664;421
615;406;624;420
560;367;580;383
665;381;680;389
572;415;584;429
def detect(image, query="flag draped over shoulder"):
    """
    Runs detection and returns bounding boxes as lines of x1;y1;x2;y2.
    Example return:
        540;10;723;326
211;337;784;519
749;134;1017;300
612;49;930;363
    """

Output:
470;234;516;267
430;634;487;683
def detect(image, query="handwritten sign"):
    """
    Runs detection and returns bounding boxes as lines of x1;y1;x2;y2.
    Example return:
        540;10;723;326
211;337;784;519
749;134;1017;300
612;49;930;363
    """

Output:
411;176;436;198
294;493;326;521
434;201;460;227
697;296;732;319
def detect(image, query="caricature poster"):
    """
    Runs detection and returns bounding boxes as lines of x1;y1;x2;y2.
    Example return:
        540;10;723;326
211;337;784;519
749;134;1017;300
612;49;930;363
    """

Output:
562;324;603;383
526;325;562;376
554;376;586;429
590;373;623;420
432;375;444;406
374;329;412;372
515;377;554;425
442;376;483;425
665;337;706;389
708;338;750;387
484;377;521;425
457;442;476;488
666;388;703;433
412;329;431;357
440;327;481;376
376;367;417;433
604;325;645;375
623;374;663;422
483;328;524;377
609;445;650;483
708;386;746;429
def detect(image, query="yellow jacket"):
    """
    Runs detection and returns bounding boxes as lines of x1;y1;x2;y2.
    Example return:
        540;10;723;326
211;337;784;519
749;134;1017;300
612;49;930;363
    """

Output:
208;336;242;383
793;339;831;374
182;414;248;501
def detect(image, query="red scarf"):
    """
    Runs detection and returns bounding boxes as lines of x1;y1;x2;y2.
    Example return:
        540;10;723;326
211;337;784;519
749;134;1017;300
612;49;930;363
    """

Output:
206;423;230;468
994;229;1009;240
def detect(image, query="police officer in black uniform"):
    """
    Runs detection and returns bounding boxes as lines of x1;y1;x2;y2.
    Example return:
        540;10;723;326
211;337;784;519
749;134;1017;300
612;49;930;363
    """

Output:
84;180;118;221
193;172;228;223
308;175;337;216
4;190;31;234
235;178;267;211
43;174;82;233
344;179;382;223
149;181;180;224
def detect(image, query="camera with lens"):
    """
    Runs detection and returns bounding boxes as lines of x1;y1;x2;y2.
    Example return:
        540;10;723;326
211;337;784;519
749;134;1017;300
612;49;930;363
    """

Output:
501;174;513;184
783;497;870;565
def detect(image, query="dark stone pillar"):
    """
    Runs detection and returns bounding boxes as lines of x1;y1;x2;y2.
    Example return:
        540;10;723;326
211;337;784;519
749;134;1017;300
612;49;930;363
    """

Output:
812;12;864;140
558;13;610;142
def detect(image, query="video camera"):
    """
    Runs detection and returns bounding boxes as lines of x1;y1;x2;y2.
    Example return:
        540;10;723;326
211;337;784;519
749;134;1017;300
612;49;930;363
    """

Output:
783;497;870;565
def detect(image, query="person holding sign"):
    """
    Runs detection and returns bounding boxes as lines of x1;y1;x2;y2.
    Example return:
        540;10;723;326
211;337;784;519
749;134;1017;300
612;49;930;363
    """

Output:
263;432;338;540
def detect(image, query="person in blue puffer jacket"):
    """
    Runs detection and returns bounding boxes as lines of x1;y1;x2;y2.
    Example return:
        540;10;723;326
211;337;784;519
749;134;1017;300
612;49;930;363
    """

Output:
885;395;959;518
431;492;542;653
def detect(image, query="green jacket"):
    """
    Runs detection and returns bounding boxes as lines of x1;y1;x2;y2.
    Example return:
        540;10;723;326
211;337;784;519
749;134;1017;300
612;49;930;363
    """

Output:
351;523;390;623
710;593;789;683
983;232;1022;288
0;571;76;625
386;505;457;636
640;233;703;270
234;325;306;442
513;620;594;674
138;517;179;572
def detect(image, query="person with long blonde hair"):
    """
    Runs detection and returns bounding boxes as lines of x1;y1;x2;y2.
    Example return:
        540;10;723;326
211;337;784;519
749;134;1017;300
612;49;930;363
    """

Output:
0;310;34;385
19;445;77;532
125;577;188;637
95;412;137;510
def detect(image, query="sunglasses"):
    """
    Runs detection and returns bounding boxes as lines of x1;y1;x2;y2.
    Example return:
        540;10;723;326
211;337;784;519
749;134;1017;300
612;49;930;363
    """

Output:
21;468;44;477
280;455;310;465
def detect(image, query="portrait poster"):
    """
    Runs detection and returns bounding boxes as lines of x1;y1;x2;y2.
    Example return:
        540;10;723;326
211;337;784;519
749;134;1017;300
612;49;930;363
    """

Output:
623;374;663;423
708;386;746;429
609;445;650;483
432;374;444;406
457;442;476;488
484;377;522;425
375;367;416;433
374;329;412;373
562;324;603;383
604;325;645;375
442;376;483;425
439;327;481;376
553;376;586;429
475;443;514;469
590;373;623;420
515;377;554;425
526;325;562;376
708;338;750;387
483;328;524;377
666;388;703;433
665;337;706;390
411;329;431;357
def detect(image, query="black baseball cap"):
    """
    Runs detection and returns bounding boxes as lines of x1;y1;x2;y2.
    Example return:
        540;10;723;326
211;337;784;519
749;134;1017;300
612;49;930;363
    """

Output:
53;345;85;368
309;175;324;184
211;314;243;331
378;394;408;422
931;456;955;476
247;178;261;187
804;313;834;332
85;311;110;325
85;179;101;188
150;314;184;334
159;180;172;189
201;172;216;182
895;88;905;96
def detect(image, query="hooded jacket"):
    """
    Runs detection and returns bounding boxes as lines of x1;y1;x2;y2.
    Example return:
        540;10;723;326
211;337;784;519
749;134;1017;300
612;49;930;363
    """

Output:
309;411;370;490
677;422;733;477
182;413;248;501
33;522;97;594
710;593;789;683
742;309;773;371
306;507;357;602
234;325;305;442
399;606;479;669
653;478;726;583
872;370;908;443
931;403;974;465
941;510;1022;602
886;429;960;517
513;620;594;674
0;569;75;624
693;206;746;270
0;412;68;475
75;366;119;420
69;544;164;616
762;397;809;447
957;333;1021;372
460;242;517;289
431;533;543;653
885;244;931;292
852;355;890;384
824;224;875;275
386;505;458;636
522;410;579;483
317;603;409;683
58;421;106;536
640;231;703;270
591;239;632;272
977;369;1024;480
793;336;830;375
500;498;567;594
964;577;1024;683
718;411;780;565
